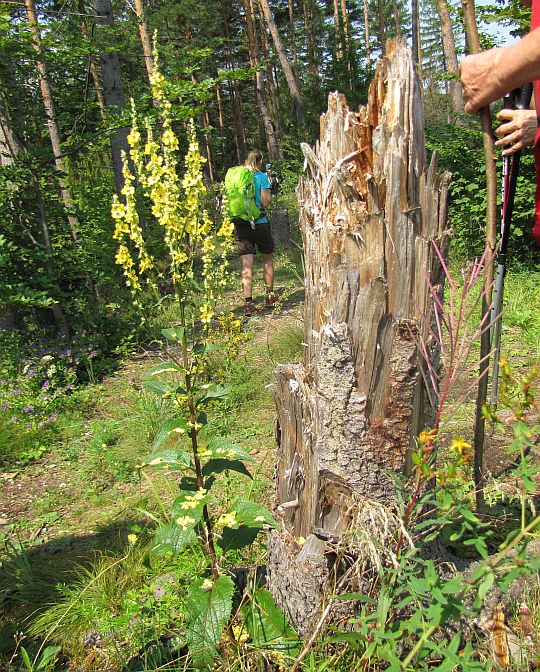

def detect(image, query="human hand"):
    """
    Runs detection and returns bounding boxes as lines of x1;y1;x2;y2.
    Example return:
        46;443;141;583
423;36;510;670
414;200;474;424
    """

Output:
460;49;505;114
495;108;538;155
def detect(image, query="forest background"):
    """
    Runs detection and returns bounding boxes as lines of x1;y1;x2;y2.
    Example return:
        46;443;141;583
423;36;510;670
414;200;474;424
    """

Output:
1;0;540;670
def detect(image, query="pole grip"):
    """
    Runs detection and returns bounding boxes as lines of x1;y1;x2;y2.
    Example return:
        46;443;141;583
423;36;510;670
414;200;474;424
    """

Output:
517;82;533;110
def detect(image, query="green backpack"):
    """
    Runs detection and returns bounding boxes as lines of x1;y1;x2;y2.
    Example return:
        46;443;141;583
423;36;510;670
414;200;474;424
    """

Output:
224;166;260;225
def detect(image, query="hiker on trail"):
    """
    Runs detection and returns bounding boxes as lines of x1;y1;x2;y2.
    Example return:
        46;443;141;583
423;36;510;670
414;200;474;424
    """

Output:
460;3;540;245
226;149;279;317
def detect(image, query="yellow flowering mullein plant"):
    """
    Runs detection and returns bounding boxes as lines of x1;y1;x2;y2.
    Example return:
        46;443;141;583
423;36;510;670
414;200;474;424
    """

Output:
112;45;277;665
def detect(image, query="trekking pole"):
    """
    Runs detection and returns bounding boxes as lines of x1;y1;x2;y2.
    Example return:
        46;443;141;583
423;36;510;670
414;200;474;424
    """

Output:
490;83;534;405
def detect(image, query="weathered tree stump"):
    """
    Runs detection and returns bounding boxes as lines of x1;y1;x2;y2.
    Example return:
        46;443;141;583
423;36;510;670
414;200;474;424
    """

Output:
267;41;451;635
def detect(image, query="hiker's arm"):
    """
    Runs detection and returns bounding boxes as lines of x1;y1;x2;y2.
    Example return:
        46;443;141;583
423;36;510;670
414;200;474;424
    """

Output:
261;188;271;208
495;108;538;155
461;27;540;114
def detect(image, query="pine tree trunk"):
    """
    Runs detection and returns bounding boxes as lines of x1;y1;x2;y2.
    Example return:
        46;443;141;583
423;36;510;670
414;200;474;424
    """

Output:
288;0;300;86
339;0;354;88
0;91;23;165
267;41;450;635
258;0;305;124
243;0;280;160
411;0;419;65
363;0;371;68
133;0;155;80
302;0;320;84
392;0;402;36
258;5;280;125
436;0;464;113
91;0;130;194
24;0;80;242
377;0;386;56
78;0;106;119
333;0;343;59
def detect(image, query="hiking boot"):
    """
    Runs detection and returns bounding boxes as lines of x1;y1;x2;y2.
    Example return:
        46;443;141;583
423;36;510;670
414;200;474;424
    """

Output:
265;293;279;308
244;301;258;317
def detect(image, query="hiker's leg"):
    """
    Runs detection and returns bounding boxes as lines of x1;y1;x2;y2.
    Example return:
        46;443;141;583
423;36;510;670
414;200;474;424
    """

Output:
241;254;255;299
262;253;274;292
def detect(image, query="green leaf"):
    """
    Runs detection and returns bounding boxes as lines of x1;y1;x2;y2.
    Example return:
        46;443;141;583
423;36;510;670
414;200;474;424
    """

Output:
162;326;185;342
141;448;191;470
145;361;183;377
243;588;300;656
198;383;231;405
204;436;253;462
36;646;61;671
233;500;278;529
153;417;190;450
219;525;260;551
185;575;235;668
20;647;32;672
202;458;252;481
142;379;176;397
151;522;197;556
477;571;494;601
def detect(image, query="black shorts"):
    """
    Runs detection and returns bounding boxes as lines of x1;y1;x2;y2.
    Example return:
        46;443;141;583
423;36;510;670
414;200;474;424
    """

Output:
233;220;275;255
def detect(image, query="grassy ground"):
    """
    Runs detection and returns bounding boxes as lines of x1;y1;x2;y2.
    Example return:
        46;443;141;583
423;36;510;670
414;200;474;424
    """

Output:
0;247;306;669
0;251;539;671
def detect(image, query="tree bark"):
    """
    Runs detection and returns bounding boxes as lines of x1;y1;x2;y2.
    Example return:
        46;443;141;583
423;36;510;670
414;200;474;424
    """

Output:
392;0;402;36
411;0;419;65
0;91;24;165
78;0;106;119
288;0;300;86
24;0;80;242
242;0;280;160
436;0;464;113
257;4;280;125
333;0;343;59
363;0;371;68
91;0;130;193
340;0;354;88
377;0;386;56
258;0;305;124
303;0;320;84
267;41;450;635
133;0;155;81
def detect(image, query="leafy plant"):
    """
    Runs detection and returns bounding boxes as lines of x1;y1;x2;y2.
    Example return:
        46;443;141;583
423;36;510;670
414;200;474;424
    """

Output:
111;44;278;667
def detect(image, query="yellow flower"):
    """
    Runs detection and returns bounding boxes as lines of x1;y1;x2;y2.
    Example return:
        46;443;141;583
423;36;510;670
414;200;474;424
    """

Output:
216;511;237;528
176;515;196;529
201;578;214;591
450;438;472;456
418;428;437;445
127;533;138;545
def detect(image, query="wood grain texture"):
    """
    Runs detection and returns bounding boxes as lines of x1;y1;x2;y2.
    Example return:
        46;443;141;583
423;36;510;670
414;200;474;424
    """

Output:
267;41;451;635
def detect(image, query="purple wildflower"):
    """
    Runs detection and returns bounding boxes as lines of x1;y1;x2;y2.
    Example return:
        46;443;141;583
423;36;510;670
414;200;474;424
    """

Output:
11;416;19;423
49;413;58;422
42;380;50;389
2;403;9;412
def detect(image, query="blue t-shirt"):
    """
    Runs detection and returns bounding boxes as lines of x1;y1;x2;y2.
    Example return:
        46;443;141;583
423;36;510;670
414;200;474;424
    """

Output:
253;171;271;224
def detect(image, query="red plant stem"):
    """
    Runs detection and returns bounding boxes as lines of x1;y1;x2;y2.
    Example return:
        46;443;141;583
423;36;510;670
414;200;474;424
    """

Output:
462;0;497;513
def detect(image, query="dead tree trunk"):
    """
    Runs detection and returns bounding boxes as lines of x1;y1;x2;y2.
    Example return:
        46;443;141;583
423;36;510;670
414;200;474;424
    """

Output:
267;41;450;635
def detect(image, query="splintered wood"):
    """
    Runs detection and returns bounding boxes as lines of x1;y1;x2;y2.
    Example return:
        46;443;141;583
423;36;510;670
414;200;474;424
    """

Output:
267;41;451;634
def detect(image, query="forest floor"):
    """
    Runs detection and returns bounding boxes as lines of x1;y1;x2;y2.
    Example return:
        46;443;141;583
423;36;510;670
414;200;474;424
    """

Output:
0;257;539;668
1;262;538;555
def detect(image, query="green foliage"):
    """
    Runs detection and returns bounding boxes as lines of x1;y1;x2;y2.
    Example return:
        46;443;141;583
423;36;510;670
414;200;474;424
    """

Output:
185;575;235;668
242;587;301;658
426;119;540;263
